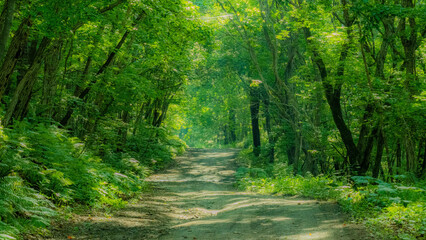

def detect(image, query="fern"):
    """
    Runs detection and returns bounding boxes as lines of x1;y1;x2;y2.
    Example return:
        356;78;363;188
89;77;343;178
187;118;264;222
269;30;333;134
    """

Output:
0;119;182;238
0;176;55;239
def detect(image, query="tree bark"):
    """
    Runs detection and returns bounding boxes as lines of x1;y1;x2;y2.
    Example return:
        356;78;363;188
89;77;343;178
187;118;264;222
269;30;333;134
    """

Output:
153;98;170;127
372;127;385;178
404;133;416;173
301;0;361;172
250;86;261;157
228;108;237;143
399;0;418;96
396;140;402;174
3;37;51;126
263;95;274;163
0;0;16;61
420;140;426;177
41;40;62;119
303;27;359;170
0;18;31;100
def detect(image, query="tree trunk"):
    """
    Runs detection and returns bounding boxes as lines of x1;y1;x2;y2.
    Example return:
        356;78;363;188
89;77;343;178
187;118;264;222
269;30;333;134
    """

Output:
420;140;426;177
132;101;147;135
396;140;402;174
293;132;302;174
372;127;385;178
399;0;418;96
223;125;229;145
0;18;31;100
41;40;62;119
404;134;416;173
0;0;16;61
303;144;317;175
60;13;145;126
303;26;359;170
250;86;261;157
228;108;237;143
301;0;362;172
3;37;51;126
263;93;274;163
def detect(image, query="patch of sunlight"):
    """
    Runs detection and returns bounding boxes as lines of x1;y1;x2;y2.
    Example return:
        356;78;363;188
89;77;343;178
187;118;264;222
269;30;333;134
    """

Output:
177;191;230;197
217;198;313;214
221;199;271;212
321;219;340;224
284;231;331;240
271;217;292;222
173;219;229;228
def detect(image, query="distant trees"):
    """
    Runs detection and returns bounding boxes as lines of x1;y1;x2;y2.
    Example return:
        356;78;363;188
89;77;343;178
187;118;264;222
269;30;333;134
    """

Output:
184;0;425;179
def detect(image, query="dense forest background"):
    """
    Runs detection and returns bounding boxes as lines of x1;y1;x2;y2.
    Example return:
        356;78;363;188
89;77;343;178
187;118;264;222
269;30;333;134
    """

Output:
0;0;424;239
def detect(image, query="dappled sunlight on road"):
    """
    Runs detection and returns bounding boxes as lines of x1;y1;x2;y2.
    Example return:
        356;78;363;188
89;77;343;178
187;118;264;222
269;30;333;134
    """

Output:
145;149;366;240
49;149;369;240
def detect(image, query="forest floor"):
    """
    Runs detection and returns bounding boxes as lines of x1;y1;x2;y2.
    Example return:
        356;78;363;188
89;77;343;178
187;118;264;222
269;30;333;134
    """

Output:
46;149;373;240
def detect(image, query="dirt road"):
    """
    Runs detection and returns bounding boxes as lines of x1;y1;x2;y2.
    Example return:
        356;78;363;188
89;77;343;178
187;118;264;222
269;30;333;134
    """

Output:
48;149;371;240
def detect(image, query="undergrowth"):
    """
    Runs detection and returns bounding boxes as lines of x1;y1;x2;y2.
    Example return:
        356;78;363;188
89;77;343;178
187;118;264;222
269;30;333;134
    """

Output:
235;149;426;240
0;122;185;239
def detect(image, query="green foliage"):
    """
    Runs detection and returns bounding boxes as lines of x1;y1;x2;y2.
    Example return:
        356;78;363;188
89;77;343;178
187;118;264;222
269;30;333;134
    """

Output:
0;122;171;238
367;204;426;240
0;176;55;238
0;0;199;238
235;151;426;239
125;125;186;170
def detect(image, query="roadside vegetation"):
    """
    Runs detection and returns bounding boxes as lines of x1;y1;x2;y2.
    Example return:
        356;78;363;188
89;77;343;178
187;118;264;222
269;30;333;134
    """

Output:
0;122;185;239
0;0;193;239
235;149;426;239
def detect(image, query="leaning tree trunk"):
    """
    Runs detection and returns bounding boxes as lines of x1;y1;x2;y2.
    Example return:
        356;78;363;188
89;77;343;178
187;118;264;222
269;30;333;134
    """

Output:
3;37;51;126
60;13;145;127
303;26;359;170
0;18;31;100
0;0;16;61
41;40;62;119
301;0;363;173
153;97;170;127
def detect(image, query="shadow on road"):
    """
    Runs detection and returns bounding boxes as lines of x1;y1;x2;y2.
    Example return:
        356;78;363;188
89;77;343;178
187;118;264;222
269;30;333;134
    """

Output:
46;149;371;240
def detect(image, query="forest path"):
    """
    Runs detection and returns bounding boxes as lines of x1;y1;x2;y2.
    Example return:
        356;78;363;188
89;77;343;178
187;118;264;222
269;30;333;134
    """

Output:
48;149;371;240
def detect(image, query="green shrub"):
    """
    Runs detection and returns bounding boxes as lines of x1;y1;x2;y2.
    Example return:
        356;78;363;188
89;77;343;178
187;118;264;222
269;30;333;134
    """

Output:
126;125;186;170
0;121;182;239
367;204;426;240
0;176;56;239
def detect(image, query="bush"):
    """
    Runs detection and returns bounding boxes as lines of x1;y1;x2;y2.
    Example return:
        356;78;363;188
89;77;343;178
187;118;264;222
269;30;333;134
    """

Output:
0;121;181;239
